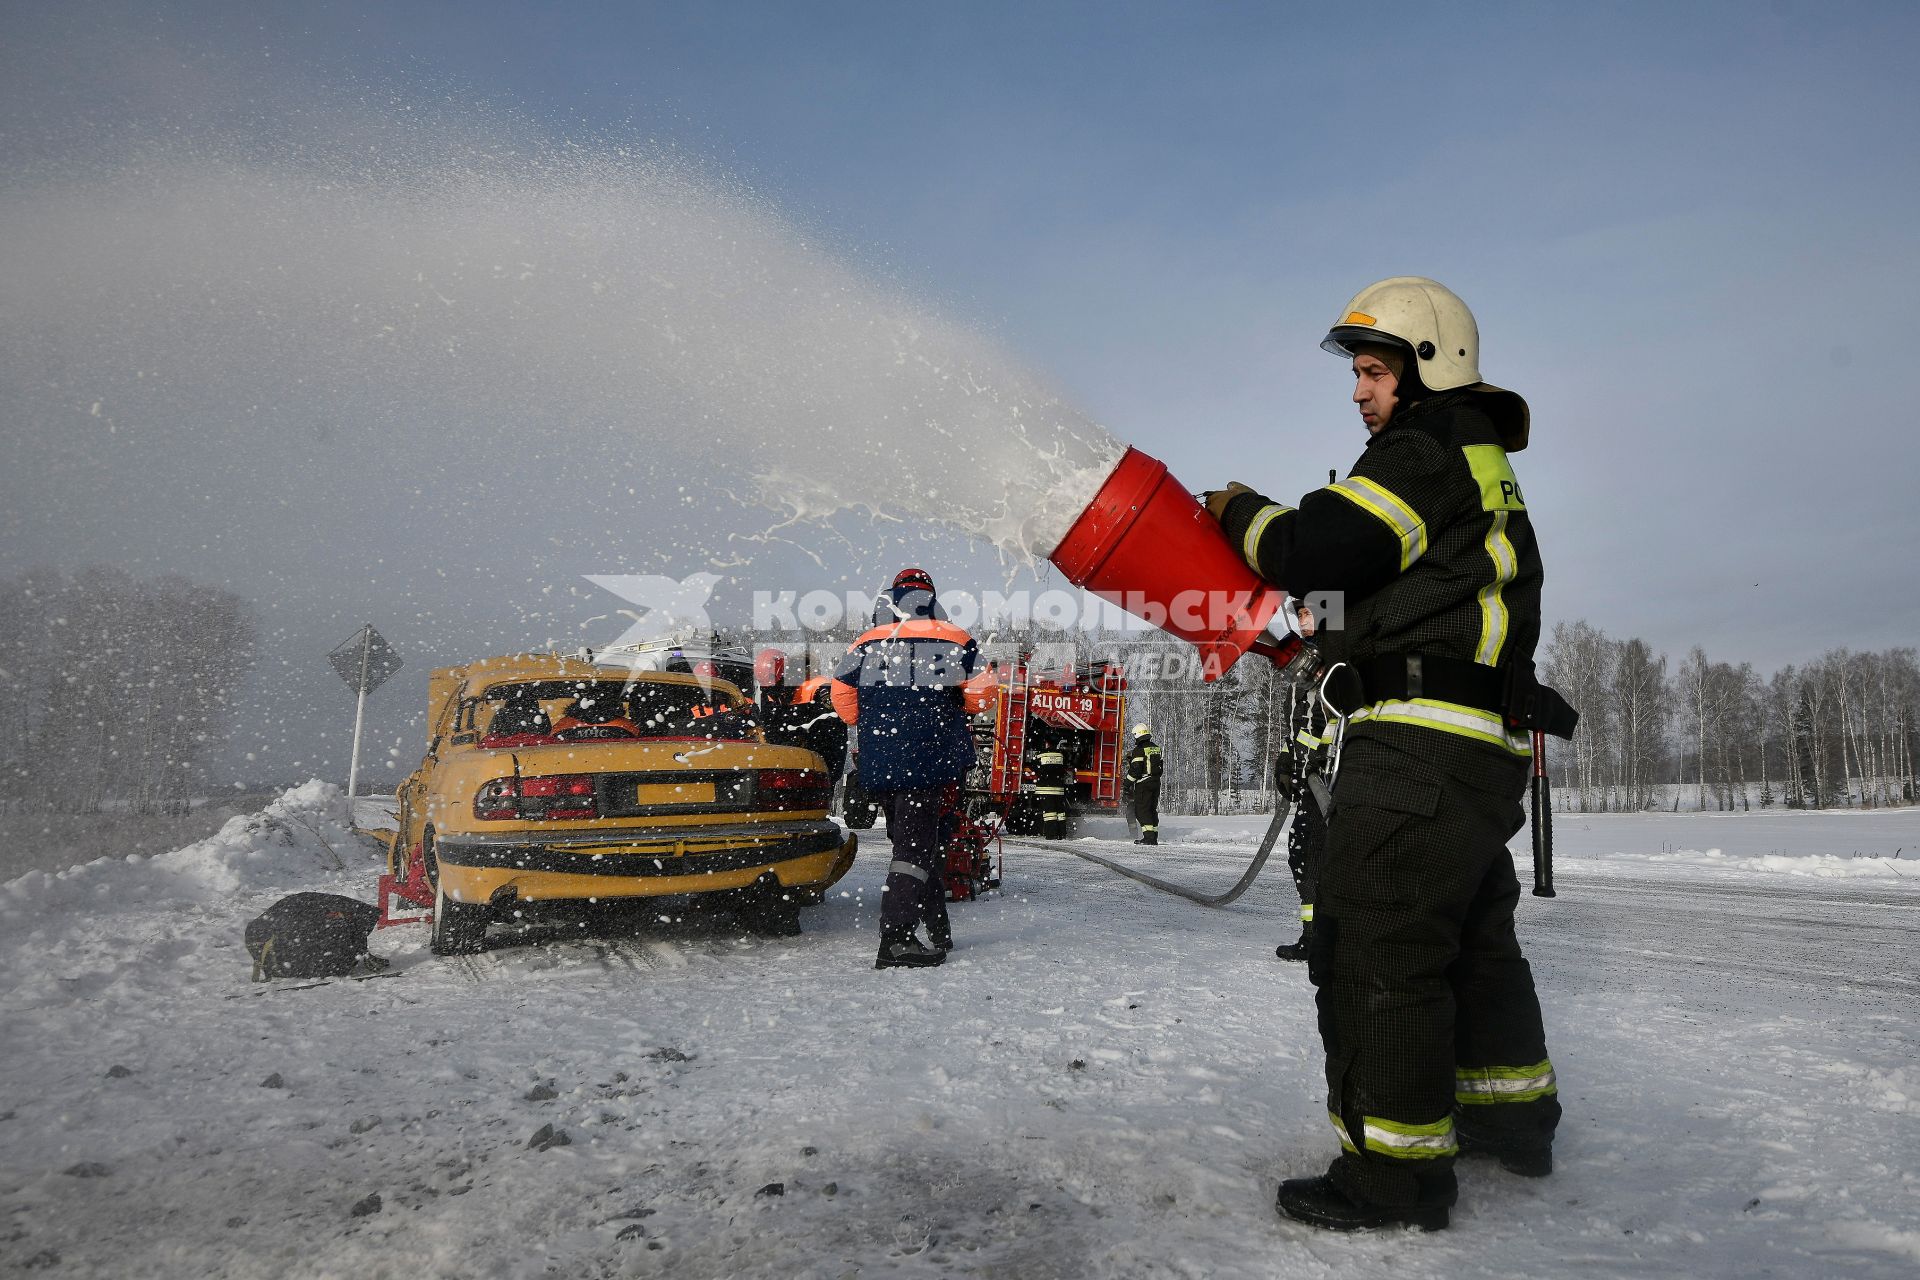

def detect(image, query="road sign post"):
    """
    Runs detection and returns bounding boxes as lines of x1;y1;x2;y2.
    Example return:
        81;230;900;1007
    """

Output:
328;625;402;800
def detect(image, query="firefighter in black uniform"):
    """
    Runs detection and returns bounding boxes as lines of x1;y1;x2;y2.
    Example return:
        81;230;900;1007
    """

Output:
1272;602;1329;963
1125;724;1162;845
1033;742;1070;839
1207;277;1561;1232
1272;713;1327;963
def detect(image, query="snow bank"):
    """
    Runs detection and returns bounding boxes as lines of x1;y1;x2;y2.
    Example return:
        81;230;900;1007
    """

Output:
1137;807;1920;881
1599;847;1911;878
0;780;368;917
0;782;378;1023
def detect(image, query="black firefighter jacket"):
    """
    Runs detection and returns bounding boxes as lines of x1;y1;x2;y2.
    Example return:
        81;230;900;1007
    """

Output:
1218;388;1541;760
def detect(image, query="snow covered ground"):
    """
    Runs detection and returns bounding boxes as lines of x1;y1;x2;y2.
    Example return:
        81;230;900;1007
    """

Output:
2;786;1915;1278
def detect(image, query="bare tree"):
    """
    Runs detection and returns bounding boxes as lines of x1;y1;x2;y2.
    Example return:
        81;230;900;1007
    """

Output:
1612;638;1668;811
0;567;255;815
1677;647;1713;810
1541;620;1613;811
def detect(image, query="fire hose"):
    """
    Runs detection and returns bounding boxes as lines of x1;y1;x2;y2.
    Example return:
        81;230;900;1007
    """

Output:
1005;792;1293;908
1014;732;1557;909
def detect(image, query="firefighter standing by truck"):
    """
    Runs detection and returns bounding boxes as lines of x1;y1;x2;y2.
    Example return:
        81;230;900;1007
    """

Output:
1126;724;1163;845
1033;741;1070;838
832;568;994;969
1205;277;1565;1232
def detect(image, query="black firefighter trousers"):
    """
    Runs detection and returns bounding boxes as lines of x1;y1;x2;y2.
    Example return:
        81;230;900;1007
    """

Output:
1308;726;1560;1210
877;786;954;948
1131;778;1160;841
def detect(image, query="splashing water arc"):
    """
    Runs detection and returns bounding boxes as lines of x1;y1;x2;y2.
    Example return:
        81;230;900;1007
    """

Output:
0;105;1127;570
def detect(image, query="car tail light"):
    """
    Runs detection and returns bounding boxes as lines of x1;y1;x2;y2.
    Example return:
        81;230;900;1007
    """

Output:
757;768;830;812
474;774;599;821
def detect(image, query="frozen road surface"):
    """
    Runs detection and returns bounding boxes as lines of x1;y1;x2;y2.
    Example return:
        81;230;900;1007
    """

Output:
1;784;1915;1278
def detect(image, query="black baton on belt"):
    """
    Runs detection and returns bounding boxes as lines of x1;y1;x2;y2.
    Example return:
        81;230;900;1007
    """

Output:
1529;729;1556;897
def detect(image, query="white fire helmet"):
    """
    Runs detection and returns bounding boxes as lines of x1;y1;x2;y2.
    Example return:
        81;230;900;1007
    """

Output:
1133;723;1151;738
1321;276;1481;393
1321;276;1530;450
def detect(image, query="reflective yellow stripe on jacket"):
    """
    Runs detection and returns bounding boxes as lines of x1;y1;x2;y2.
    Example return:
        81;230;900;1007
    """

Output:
1462;445;1526;666
1240;502;1293;567
1327;476;1426;571
1128;745;1161;782
1351;698;1532;757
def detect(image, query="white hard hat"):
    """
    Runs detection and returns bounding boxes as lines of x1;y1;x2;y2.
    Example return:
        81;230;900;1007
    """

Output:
1322;276;1530;451
1321;276;1480;392
1133;723;1151;738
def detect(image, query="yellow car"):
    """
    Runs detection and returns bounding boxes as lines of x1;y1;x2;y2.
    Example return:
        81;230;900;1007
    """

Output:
386;652;857;955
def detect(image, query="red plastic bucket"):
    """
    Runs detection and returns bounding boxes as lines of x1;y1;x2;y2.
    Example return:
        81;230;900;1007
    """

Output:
1050;447;1287;681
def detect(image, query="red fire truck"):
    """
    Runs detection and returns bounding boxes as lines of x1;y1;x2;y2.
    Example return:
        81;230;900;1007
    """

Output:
968;655;1129;834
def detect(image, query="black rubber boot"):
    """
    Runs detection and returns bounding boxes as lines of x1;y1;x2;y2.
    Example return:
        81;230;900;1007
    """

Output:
1275;922;1313;962
927;920;953;953
1275;1175;1448;1232
1456;1127;1553;1177
1134;832;1158;846
875;936;946;969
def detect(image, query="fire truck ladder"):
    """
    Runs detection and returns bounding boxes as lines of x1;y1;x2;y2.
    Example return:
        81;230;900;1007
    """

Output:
992;662;1031;799
1092;663;1123;808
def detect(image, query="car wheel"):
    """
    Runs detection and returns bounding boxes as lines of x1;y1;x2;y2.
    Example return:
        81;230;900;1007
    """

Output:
426;833;488;956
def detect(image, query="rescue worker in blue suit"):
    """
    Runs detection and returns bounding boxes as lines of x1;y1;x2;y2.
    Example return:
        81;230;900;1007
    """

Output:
832;569;995;969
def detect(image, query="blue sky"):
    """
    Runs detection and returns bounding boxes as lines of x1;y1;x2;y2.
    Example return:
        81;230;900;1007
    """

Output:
4;2;1918;776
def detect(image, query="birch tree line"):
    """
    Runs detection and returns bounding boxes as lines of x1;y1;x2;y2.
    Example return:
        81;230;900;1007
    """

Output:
1543;621;1917;811
0;567;256;815
977;619;1919;814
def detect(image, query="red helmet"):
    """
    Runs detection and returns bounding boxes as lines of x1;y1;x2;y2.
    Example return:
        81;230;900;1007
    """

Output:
892;567;935;594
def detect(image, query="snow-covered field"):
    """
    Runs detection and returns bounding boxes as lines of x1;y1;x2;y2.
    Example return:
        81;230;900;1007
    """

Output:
2;786;1915;1278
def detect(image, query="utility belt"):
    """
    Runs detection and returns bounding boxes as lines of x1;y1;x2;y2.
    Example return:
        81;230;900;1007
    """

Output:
1320;653;1579;740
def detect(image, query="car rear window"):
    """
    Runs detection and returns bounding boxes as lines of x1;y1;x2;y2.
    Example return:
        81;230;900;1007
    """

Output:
480;679;759;743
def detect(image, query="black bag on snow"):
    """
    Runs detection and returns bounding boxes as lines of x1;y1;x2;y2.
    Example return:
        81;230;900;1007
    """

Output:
245;893;384;981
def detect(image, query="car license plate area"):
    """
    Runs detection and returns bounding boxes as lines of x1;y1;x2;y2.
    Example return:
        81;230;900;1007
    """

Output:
633;782;715;806
600;771;751;817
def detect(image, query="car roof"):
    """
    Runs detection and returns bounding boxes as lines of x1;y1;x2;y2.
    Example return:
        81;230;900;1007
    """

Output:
432;653;746;700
